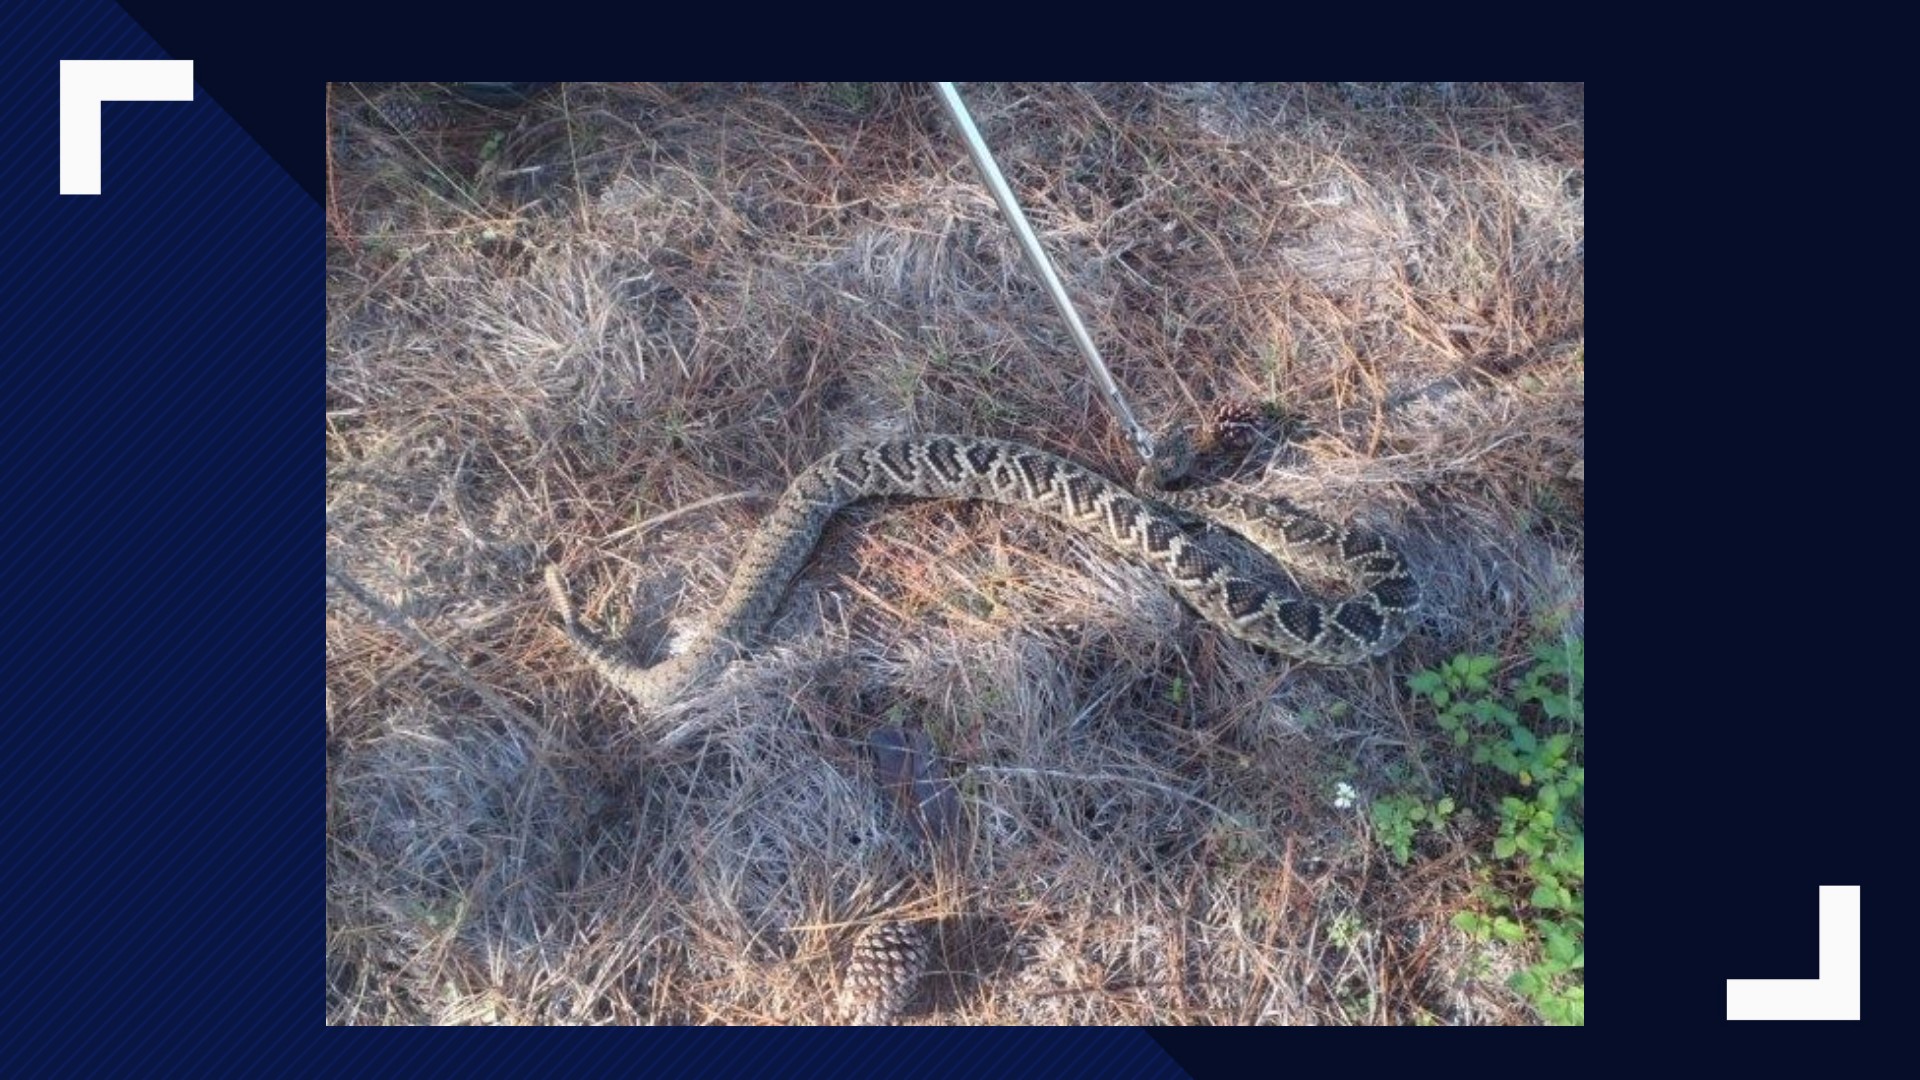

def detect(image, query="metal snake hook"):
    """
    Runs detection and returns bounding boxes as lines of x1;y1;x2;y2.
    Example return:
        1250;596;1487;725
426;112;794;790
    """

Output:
933;82;1157;465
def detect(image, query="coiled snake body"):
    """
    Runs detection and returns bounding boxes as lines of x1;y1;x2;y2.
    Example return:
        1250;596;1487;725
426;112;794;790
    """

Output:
546;435;1420;709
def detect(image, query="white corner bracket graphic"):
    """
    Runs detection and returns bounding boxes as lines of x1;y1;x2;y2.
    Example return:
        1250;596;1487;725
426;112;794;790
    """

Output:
1727;885;1861;1020
60;59;195;195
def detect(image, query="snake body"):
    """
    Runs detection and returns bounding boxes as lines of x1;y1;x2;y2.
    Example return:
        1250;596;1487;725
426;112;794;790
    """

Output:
547;436;1420;709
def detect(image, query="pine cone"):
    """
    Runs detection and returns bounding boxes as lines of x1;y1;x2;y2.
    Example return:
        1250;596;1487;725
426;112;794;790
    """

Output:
1203;397;1269;453
840;920;929;1025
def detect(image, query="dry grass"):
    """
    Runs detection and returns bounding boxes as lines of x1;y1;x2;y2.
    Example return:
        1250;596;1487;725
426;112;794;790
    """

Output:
325;82;1584;1025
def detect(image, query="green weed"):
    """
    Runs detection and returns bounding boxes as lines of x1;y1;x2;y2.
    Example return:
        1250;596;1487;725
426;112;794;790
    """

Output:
1386;638;1584;1024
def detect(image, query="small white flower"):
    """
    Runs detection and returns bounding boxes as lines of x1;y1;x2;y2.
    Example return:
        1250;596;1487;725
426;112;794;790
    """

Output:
1333;781;1357;810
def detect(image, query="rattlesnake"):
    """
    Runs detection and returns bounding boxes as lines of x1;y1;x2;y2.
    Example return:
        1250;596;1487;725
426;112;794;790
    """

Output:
544;432;1420;711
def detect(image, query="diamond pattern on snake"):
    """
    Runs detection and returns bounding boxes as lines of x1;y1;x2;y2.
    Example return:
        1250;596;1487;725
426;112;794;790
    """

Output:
545;431;1420;709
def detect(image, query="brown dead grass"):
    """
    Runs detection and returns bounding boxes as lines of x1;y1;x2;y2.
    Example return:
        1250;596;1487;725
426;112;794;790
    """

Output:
325;82;1583;1025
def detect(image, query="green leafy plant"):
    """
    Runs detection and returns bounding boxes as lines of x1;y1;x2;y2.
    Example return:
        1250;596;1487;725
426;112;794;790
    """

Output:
1397;638;1585;1025
1370;792;1454;865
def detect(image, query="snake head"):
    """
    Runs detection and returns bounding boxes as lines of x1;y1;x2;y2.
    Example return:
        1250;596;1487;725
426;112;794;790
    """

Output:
1135;428;1196;490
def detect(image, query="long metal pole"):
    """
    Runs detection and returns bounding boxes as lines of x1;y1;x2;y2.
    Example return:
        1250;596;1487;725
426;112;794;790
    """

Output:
933;82;1156;463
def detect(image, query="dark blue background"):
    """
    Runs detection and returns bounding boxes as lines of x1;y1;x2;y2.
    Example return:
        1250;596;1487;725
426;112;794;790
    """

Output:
5;0;316;1069
0;0;1887;1065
